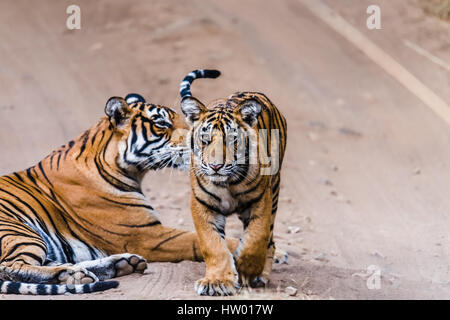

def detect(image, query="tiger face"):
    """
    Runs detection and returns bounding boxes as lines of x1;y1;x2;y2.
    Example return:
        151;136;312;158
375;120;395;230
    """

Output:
105;96;190;173
181;96;262;184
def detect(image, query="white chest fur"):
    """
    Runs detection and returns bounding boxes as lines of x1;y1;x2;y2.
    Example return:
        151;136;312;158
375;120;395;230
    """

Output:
214;187;238;214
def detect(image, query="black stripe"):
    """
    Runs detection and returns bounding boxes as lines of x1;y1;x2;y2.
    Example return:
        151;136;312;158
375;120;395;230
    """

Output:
240;190;266;212
96;132;141;193
2;251;43;264
151;231;188;251
56;152;62;170
0;189;48;229
13;172;24;182
194;195;222;215
100;197;154;210
37;162;53;187
196;176;221;202
192;243;200;262
64;140;75;159
94;155;140;193
3;241;47;259
117;221;161;228
36;284;48;295
234;176;264;197
51;284;58;295
6;282;21;294
76;131;90;161
49;154;54;170
26;168;38;187
0;231;46;246
209;221;225;239
0;203;26;222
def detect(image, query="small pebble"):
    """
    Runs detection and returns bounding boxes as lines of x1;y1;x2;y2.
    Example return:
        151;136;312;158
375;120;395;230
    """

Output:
285;286;298;296
308;132;320;141
314;253;329;262
280;197;293;203
339;127;362;137
308;121;326;129
371;251;385;259
288;226;301;234
319;178;333;186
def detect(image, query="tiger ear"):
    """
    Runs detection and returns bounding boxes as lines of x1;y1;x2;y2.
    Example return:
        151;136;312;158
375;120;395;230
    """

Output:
181;96;207;126
238;99;262;127
105;97;131;127
125;93;146;104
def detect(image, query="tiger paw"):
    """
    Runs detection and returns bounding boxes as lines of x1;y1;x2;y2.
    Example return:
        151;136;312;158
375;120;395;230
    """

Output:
195;277;239;296
235;255;265;285
58;266;98;285
111;253;147;277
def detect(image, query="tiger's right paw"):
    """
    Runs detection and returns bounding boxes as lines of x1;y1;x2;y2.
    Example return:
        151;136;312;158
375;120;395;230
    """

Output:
195;276;239;296
111;253;147;277
58;266;98;285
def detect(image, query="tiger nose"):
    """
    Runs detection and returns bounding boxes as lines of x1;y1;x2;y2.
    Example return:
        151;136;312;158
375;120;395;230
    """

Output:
209;163;224;172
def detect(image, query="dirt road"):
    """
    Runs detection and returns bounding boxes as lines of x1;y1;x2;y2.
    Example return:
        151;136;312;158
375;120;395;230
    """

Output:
0;0;449;299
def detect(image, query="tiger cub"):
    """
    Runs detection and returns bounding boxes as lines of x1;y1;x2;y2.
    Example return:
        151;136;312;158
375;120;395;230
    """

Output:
179;70;287;296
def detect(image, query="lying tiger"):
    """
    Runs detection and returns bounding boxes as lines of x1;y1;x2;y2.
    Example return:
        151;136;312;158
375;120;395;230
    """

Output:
0;91;246;295
180;70;287;296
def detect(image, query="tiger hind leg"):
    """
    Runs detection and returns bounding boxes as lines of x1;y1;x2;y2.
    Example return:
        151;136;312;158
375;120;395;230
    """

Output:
75;253;147;281
0;224;97;285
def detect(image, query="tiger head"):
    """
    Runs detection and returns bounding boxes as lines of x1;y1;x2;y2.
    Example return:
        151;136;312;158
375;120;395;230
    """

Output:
104;94;190;173
181;96;262;184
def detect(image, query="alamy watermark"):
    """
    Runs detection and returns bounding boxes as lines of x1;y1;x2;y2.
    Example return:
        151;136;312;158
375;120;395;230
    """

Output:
66;5;81;30
353;265;382;290
366;5;381;30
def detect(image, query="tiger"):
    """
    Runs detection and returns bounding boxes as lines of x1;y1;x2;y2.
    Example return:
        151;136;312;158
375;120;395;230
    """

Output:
179;70;288;296
0;91;243;295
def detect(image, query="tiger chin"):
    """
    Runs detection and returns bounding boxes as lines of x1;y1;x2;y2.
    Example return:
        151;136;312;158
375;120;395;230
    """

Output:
179;70;288;296
0;93;215;295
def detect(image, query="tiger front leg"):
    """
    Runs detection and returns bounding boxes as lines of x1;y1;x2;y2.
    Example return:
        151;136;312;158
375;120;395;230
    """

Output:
235;189;272;286
191;198;239;296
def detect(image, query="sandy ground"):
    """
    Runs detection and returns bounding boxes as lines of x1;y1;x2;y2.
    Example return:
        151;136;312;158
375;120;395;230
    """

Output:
0;0;450;300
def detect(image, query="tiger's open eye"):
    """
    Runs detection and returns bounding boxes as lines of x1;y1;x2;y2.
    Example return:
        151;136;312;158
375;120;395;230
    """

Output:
200;133;211;145
199;126;211;145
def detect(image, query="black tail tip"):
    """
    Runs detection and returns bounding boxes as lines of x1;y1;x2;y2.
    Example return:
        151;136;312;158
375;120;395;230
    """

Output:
203;69;221;79
91;280;120;292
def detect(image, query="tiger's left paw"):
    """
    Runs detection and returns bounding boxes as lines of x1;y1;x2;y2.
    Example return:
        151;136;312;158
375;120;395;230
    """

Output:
236;255;265;285
195;276;239;296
